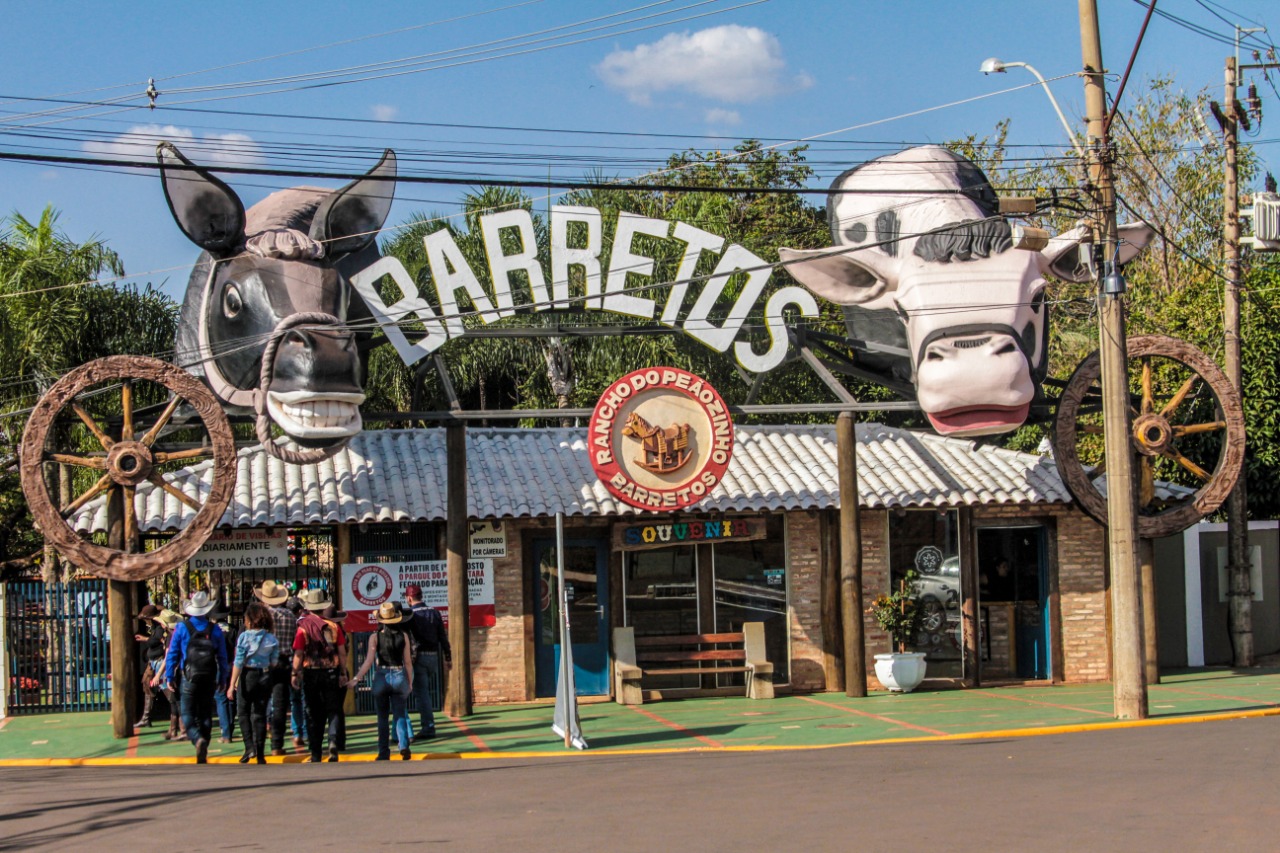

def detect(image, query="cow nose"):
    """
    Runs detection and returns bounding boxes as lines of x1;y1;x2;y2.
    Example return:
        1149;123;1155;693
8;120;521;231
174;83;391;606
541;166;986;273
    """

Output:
924;336;1019;361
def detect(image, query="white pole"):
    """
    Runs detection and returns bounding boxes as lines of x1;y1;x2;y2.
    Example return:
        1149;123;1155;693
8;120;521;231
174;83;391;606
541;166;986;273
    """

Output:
556;511;570;748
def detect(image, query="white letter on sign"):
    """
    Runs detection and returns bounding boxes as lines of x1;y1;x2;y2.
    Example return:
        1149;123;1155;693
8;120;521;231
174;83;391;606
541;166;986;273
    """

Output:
350;256;448;365
424;228;500;337
734;285;818;373
551;205;603;311
481;209;546;318
660;222;725;327
603;212;668;319
683;243;772;352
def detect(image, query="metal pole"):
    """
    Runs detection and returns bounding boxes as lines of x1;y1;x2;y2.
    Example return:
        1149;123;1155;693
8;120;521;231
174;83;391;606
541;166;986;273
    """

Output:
1222;55;1255;667
1079;0;1148;719
445;423;472;718
556;512;570;748
836;413;866;697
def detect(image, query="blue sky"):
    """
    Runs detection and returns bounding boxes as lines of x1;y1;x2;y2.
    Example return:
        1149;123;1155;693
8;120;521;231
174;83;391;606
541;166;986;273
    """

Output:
2;0;1278;299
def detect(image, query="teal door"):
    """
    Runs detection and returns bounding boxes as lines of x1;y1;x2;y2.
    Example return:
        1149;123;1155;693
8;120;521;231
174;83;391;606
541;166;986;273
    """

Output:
533;538;610;697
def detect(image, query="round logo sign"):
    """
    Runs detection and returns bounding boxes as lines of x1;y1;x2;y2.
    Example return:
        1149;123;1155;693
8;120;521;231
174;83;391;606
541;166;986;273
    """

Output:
914;545;944;575
588;367;734;511
350;564;393;607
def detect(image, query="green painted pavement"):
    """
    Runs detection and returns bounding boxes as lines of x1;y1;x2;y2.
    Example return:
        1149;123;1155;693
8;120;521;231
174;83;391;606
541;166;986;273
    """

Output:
2;668;1279;763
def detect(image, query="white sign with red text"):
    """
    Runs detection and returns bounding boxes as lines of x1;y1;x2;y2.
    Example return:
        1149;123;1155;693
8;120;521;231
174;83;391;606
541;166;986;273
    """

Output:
340;559;495;633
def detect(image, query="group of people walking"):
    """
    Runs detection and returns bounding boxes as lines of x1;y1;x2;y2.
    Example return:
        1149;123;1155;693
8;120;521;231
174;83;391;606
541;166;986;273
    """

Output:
134;580;450;764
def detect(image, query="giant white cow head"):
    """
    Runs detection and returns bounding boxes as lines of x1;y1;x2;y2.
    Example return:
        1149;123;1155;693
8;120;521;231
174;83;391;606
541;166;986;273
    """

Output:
779;146;1154;437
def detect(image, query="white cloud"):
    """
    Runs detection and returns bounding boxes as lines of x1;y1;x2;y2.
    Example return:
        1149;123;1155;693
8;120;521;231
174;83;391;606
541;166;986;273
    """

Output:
595;25;812;105
83;124;263;166
371;104;399;122
705;107;742;126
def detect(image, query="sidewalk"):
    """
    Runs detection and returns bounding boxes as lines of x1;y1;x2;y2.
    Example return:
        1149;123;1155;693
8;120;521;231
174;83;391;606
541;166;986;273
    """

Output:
3;667;1279;766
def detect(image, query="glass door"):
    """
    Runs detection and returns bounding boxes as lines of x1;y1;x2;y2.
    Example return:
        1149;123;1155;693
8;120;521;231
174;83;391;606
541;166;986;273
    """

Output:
977;526;1050;680
533;538;610;697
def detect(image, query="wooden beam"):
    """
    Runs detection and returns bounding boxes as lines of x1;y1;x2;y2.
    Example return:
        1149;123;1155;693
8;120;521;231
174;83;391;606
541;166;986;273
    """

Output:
820;511;843;692
837;414;866;697
1140;538;1160;685
107;488;137;740
445;424;472;718
960;508;979;687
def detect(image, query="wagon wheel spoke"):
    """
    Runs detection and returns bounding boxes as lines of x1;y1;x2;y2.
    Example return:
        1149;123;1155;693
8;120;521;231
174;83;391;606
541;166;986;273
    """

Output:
1139;457;1155;508
146;471;201;511
122;485;138;544
1171;420;1227;437
153;446;213;464
1078;424;1105;435
1158;375;1199;419
140;396;183;447
121;380;134;441
1165;447;1211;482
1086;456;1107;481
1140;358;1153;415
71;403;114;451
44;452;106;470
59;473;113;519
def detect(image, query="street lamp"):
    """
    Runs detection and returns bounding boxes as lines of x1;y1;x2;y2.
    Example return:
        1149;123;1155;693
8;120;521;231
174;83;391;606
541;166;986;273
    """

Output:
980;57;1085;159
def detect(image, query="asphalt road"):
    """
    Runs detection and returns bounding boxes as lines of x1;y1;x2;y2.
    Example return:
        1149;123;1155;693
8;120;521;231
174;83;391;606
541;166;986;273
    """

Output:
3;715;1278;852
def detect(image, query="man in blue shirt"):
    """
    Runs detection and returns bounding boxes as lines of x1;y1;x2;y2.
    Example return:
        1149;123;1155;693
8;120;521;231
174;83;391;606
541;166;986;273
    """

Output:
164;590;230;764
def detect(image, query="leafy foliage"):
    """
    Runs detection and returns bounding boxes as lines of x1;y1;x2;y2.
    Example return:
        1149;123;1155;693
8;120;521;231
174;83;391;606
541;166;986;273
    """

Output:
868;569;922;653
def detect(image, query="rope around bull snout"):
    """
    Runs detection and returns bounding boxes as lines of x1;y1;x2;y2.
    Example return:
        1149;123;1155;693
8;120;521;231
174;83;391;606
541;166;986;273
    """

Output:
255;312;353;465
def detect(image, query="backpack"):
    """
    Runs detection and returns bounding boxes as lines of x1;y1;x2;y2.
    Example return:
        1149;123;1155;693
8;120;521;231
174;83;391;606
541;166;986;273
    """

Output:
183;619;219;680
299;615;341;669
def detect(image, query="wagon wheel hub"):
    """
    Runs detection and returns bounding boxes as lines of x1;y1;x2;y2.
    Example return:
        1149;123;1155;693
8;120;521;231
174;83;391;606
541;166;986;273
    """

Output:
1131;413;1172;457
106;440;154;486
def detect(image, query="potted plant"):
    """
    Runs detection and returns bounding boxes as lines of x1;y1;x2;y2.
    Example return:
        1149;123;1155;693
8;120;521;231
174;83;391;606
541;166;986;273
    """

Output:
868;569;928;693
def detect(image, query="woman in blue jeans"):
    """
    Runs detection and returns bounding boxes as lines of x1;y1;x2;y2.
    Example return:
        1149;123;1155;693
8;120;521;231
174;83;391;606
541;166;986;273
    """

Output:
350;601;414;760
227;603;280;764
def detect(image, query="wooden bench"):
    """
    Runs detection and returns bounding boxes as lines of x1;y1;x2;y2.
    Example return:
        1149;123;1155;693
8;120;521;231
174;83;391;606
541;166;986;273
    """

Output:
613;622;774;705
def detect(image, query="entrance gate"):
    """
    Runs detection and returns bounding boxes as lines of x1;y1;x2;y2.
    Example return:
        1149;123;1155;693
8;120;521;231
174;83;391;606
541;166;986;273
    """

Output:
3;580;110;714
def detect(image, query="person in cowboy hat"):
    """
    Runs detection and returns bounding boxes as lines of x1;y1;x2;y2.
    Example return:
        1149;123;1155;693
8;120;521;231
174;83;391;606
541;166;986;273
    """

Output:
149;609;185;741
350;601;415;760
321;604;350;750
133;604;163;728
163;590;230;764
290;588;349;763
253;580;301;756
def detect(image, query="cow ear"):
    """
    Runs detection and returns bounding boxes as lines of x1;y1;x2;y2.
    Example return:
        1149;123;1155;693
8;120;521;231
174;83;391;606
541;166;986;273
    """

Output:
778;246;892;304
1039;222;1156;283
157;142;245;255
311;149;396;256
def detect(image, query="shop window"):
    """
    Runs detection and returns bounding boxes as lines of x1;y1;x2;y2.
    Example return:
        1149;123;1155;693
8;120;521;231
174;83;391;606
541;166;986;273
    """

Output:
625;546;699;637
712;516;789;683
889;510;963;679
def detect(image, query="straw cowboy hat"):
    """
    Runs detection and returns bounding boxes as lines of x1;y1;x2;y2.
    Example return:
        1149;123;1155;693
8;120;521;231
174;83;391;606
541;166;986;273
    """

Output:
372;601;408;625
156;609;181;629
298;588;333;611
253;579;290;606
184;590;218;617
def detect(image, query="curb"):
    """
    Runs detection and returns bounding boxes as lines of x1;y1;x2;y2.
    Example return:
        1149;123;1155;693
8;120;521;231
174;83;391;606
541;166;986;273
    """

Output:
3;705;1277;767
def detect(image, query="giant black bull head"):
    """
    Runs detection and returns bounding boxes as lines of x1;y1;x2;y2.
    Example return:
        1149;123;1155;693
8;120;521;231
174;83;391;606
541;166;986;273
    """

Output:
159;143;395;460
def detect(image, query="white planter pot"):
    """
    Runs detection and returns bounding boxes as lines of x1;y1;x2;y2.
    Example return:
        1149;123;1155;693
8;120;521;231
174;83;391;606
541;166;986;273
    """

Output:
874;652;928;693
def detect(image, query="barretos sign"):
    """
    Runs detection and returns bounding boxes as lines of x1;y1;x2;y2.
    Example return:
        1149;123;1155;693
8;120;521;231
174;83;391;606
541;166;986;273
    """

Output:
350;210;818;376
589;367;733;511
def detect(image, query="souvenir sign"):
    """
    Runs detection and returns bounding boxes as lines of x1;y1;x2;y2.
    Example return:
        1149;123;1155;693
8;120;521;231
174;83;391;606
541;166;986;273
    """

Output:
588;368;733;511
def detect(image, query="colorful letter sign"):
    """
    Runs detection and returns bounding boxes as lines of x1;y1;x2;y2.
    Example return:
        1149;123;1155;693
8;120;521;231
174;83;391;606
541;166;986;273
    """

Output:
588;368;733;511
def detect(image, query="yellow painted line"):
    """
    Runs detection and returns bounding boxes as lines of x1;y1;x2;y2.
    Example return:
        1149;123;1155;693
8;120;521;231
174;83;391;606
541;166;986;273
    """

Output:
3;705;1278;767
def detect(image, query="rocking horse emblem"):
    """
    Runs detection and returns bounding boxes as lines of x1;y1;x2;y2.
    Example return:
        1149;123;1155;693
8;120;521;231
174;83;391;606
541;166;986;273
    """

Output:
622;412;693;474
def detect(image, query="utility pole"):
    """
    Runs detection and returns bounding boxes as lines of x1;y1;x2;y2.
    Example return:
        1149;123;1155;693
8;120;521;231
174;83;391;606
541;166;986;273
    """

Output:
1079;0;1147;719
1218;51;1271;667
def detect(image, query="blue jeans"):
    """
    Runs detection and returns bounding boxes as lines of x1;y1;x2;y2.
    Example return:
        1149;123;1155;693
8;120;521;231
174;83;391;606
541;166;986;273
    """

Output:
180;674;216;746
412;652;438;734
373;667;412;757
290;680;308;741
214;686;235;740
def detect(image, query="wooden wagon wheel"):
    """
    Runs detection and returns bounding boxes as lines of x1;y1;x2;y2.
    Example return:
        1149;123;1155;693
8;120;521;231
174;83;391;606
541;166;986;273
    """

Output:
20;355;237;581
1051;335;1245;539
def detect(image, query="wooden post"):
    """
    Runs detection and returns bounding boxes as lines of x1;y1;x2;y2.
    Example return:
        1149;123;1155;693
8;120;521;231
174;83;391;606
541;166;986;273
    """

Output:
959;508;980;687
1139;538;1159;684
837;413;866;697
1080;0;1147;720
445;423;472;718
107;488;136;739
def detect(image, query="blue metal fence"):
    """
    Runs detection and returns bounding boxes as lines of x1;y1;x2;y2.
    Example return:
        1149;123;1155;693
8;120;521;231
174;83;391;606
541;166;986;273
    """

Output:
4;580;111;714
